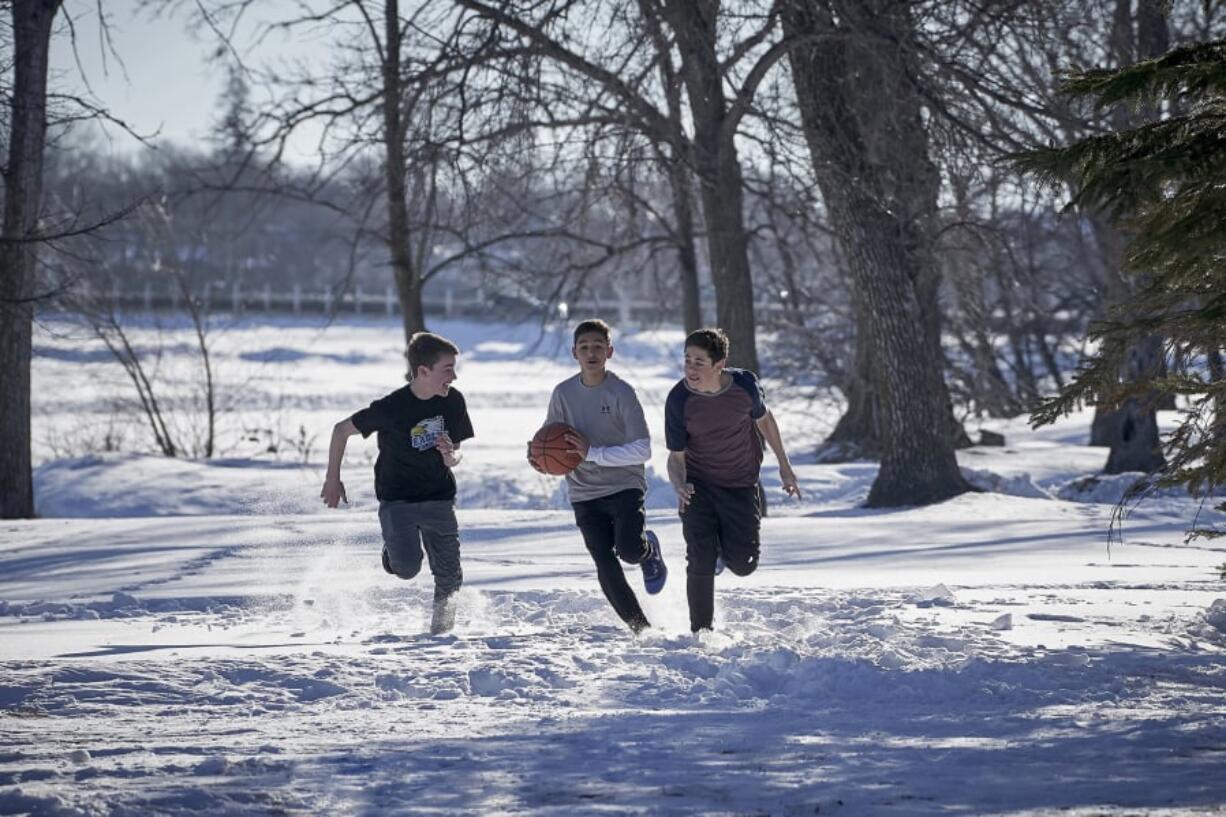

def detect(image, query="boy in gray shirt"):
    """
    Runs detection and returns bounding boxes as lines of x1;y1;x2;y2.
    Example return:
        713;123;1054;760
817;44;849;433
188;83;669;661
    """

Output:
531;319;668;633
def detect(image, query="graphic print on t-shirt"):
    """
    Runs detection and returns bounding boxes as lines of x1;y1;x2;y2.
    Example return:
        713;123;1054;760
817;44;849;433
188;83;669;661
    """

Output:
411;415;445;451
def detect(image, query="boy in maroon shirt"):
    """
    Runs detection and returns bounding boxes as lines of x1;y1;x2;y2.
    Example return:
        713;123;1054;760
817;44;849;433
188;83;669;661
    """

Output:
664;328;801;632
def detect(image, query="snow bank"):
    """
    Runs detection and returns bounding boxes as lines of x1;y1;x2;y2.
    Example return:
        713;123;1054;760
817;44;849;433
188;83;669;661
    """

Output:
960;467;1051;499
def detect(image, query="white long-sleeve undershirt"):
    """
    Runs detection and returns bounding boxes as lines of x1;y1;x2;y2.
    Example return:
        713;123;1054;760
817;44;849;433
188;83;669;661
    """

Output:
586;437;651;467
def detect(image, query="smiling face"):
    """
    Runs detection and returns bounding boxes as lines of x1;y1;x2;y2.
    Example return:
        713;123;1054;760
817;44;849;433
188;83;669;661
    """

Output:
572;331;612;381
415;353;458;398
684;345;725;392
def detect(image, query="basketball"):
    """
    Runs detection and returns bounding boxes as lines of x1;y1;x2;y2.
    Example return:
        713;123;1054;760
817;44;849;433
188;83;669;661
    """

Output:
530;422;585;475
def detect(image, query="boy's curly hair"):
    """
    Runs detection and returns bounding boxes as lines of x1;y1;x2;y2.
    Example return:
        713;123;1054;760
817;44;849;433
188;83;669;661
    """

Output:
684;327;730;363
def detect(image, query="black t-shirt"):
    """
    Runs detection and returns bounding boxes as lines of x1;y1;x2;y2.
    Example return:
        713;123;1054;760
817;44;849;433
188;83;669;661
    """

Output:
351;385;475;503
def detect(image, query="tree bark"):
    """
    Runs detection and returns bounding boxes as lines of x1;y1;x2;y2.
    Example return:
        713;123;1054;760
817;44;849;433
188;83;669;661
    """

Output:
667;160;703;333
661;0;758;371
840;193;971;505
0;0;61;519
822;294;882;460
1089;0;1168;466
783;0;970;506
641;0;703;333
671;170;701;333
1101;333;1165;474
382;0;426;374
1209;347;1225;422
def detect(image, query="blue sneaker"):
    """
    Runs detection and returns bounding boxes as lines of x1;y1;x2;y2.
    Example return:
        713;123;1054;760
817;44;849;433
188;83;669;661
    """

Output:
641;530;668;594
714;553;725;576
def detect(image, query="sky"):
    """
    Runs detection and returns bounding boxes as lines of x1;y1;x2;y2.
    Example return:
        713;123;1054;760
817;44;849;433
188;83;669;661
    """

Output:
49;1;323;161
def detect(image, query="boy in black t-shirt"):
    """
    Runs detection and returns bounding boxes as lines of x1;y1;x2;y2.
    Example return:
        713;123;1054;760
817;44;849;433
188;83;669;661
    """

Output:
322;332;475;635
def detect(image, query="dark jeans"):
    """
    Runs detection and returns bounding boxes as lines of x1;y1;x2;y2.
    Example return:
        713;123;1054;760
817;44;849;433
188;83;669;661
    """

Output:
378;499;462;601
681;480;761;632
572;488;650;632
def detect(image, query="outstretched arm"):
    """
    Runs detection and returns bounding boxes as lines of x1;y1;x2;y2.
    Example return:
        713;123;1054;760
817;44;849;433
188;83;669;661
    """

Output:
755;409;801;498
321;418;360;507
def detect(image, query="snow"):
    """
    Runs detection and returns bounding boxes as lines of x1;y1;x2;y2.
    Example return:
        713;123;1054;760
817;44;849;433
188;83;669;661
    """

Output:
3;315;1225;816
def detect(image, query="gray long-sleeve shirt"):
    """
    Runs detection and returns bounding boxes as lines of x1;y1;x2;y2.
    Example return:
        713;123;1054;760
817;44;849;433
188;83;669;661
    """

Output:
545;371;651;503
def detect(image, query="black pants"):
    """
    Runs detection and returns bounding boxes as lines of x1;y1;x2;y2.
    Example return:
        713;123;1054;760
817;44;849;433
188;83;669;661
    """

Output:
681;480;761;632
572;488;650;632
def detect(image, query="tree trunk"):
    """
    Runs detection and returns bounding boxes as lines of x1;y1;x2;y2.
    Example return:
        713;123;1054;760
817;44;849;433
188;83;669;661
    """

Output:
696;156;758;371
0;0;61;519
1208;347;1224;421
1089;0;1169;466
783;0;970;506
1102;333;1165;473
663;0;759;371
642;1;703;334
842;195;970;506
822;294;882;460
1087;210;1125;446
382;0;426;375
665;155;702;334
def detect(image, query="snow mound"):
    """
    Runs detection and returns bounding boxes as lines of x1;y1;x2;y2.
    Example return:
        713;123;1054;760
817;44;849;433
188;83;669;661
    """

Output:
960;467;1051;499
0;788;88;817
1054;472;1190;504
907;584;957;608
34;454;325;518
1203;599;1226;635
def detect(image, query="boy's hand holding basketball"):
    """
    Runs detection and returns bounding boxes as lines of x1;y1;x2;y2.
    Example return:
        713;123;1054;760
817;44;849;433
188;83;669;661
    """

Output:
528;422;585;475
526;440;546;473
563;431;589;460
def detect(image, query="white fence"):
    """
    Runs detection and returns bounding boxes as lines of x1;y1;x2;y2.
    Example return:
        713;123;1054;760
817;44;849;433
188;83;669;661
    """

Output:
97;282;686;325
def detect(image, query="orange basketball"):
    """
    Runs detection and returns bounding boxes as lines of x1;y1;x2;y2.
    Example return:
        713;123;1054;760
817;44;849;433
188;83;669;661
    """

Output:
530;422;584;475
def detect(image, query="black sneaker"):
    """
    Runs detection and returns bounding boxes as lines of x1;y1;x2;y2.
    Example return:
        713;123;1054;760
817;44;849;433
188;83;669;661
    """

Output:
381;548;395;575
641;530;668;594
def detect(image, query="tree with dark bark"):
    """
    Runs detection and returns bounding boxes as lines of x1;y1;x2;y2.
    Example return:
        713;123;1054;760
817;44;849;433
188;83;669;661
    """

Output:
0;0;62;519
781;0;971;506
1078;0;1169;474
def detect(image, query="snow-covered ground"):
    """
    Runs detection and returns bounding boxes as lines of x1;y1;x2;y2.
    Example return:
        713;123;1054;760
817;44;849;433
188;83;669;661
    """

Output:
3;315;1225;816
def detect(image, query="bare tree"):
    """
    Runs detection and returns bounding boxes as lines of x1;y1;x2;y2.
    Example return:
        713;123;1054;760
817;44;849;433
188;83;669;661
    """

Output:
152;1;486;373
0;0;63;518
52;200;222;459
455;0;800;371
781;0;971;506
1084;0;1168;474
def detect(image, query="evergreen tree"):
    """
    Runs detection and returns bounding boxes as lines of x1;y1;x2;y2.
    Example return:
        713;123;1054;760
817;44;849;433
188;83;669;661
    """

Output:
1015;39;1226;538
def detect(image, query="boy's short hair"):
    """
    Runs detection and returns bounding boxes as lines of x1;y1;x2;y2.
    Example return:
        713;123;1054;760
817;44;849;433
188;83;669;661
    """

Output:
407;331;460;375
684;327;730;364
573;318;612;345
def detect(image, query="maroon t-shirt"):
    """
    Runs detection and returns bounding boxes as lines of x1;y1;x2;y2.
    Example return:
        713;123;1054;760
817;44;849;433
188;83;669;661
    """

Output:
665;368;766;488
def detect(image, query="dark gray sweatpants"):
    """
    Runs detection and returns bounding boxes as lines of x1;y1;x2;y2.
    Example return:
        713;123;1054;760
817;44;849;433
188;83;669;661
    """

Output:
378;499;462;600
